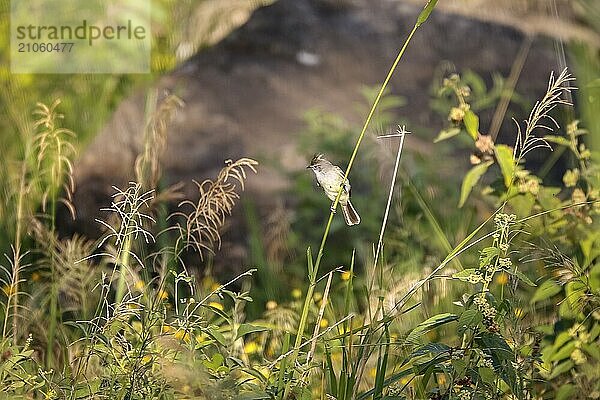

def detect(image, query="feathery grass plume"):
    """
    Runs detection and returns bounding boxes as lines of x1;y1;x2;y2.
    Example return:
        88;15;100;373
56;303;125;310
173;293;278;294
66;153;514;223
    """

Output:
33;99;76;219
135;91;184;190
90;182;156;304
175;158;258;259
513;68;575;162
0;248;30;341
29;219;97;319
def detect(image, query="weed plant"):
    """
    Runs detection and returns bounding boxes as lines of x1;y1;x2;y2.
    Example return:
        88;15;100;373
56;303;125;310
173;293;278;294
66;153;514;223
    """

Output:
1;1;600;399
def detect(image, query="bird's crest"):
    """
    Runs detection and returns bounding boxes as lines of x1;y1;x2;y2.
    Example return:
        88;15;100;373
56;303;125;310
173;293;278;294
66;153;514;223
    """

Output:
309;153;325;166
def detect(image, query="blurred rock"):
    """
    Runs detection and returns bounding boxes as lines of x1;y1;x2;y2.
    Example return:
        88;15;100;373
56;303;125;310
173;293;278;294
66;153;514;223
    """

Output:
64;0;562;273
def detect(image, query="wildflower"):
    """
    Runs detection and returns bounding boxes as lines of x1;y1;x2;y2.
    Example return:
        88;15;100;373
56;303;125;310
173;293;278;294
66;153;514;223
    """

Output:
208;301;224;311
181;385;191;394
449;107;465;123
498;258;512;269
572;188;587;205
369;367;378;379
496;272;508;285
174;329;191;342
319;319;329;329
570;347;586;365
475;134;494;155
244;341;259;354
341;270;352;281
162;325;174;334
266;300;278;310
399;376;411;386
31;272;41;282
158;289;169;300
134;280;145;291
142;355;152;364
313;292;323;303
563;169;579;187
514;308;525;319
437;374;447;386
291;288;302;299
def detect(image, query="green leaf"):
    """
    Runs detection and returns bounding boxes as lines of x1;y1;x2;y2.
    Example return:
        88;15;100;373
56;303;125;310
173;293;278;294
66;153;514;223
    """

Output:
556;384;576;400
406;313;458;344
463;109;479;140
530;280;561;304
479;247;500;267
548;360;574;380
459;161;493;207
479;367;495;384
494;144;515;188
452;269;477;282
543;135;571;147
206;326;227;346
416;0;438;26
433;127;461;143
236;323;268;340
457;309;482;335
506;269;536;287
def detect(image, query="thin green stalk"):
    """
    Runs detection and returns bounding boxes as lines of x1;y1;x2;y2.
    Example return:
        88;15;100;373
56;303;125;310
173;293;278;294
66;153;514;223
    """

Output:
283;2;438;396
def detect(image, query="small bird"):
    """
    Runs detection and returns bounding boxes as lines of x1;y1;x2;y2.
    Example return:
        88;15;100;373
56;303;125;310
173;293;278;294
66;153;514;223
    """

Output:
307;154;361;226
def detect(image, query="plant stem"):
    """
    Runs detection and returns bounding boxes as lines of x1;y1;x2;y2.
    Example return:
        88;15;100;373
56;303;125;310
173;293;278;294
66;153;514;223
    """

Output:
283;20;421;400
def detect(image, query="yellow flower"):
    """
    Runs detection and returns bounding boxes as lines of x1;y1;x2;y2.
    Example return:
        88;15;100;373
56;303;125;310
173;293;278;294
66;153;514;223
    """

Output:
341;271;352;281
134;280;145;291
31;272;41;282
400;376;411;386
208;301;224;311
313;292;323;303
437;374;446;386
291;288;302;299
174;329;191;342
266;300;278;310
319;319;329;329
244;341;259;354
158;289;168;300
211;282;221;292
514;308;525;319
369;367;378;379
181;385;191;394
496;272;509;286
142;355;152;364
162;325;174;334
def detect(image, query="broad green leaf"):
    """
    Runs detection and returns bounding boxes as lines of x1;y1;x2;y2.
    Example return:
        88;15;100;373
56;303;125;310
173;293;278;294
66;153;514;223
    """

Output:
457;309;482;335
416;0;438;26
463;109;479;140
556;384;576;400
206;326;227;346
406;313;458;344
459;161;493;207
236;323;268;340
452;269;477;282
495;144;515;188
433;127;461;143
479;247;500;267
530;280;561;304
550;341;576;362
479;367;495;384
548;360;574;380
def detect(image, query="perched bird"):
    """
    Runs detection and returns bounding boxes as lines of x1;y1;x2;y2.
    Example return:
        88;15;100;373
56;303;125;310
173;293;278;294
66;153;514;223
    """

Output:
306;154;360;226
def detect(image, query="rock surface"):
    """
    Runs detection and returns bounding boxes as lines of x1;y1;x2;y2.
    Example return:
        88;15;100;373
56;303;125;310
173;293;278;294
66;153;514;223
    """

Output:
65;0;562;270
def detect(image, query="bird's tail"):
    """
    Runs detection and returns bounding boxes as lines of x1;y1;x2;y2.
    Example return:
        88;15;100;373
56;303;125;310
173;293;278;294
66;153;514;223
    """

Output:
342;200;360;226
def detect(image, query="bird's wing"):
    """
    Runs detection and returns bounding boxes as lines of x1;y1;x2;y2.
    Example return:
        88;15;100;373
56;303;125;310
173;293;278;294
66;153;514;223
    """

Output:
333;166;351;195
